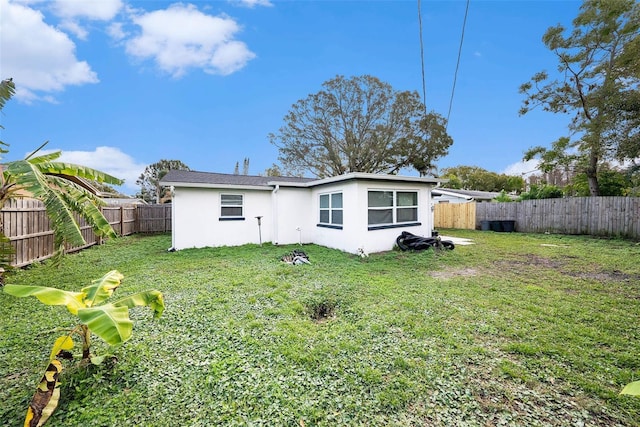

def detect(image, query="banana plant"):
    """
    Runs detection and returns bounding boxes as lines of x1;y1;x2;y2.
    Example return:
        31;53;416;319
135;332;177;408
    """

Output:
0;78;124;268
4;270;164;427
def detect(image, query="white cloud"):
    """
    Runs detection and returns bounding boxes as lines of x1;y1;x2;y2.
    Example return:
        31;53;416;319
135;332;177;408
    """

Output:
125;3;255;78
502;159;540;178
51;0;123;21
50;0;124;42
473;51;482;57
230;0;273;8
107;21;126;41
0;0;99;102
54;146;146;194
58;19;89;39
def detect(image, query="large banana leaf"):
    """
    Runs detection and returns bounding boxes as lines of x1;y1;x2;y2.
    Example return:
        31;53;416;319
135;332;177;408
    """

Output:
5;159;86;249
77;304;133;345
3;285;85;315
113;290;165;319
50;176;117;240
23;150;61;164
81;270;123;307
36;159;123;185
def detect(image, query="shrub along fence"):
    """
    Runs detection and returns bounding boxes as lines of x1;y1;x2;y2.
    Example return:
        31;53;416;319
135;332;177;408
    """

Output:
1;199;172;267
475;197;640;239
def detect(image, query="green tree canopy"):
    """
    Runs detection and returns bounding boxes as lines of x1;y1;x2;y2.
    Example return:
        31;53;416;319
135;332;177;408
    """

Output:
136;160;190;203
270;75;453;178
440;165;525;193
519;0;640;196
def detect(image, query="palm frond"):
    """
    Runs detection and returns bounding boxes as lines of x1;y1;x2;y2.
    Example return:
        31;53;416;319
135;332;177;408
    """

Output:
0;78;15;112
0;79;14;156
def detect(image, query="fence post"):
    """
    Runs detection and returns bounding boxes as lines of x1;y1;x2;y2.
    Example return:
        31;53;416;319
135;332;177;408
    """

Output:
98;206;103;245
120;206;124;236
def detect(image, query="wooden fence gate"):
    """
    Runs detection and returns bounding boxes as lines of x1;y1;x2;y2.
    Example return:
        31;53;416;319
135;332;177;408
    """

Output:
433;202;476;230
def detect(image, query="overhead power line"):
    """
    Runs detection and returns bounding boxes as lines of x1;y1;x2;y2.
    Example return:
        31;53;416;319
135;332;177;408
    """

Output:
446;0;471;130
417;0;427;116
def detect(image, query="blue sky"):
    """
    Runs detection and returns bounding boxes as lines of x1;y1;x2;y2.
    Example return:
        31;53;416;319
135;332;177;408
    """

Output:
1;0;582;195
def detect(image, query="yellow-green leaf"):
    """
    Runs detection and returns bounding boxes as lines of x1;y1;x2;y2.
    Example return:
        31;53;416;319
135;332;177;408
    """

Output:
4;285;85;315
621;380;640;396
49;336;74;361
77;304;133;346
113;290;165;319
81;270;123;307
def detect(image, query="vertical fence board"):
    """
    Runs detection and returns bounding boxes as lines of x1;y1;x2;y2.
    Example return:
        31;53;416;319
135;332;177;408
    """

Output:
434;203;476;230
474;197;639;239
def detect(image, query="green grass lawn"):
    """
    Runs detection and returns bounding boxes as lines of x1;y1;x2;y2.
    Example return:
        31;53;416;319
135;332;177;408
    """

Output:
1;231;639;426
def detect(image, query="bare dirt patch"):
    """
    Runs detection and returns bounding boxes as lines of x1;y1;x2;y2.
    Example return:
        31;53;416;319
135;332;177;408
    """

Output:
431;268;479;280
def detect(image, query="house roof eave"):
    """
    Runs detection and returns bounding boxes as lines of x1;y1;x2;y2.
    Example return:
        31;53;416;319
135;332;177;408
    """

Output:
161;181;273;191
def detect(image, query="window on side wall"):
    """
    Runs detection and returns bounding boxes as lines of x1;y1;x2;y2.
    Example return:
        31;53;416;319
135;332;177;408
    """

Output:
220;194;244;220
318;192;343;228
368;190;418;226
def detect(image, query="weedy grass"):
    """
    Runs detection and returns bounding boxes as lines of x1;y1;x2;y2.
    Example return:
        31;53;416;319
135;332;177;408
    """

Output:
1;231;639;426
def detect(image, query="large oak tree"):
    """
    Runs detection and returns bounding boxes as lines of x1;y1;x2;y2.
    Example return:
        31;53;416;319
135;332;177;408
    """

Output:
520;0;640;196
270;75;453;178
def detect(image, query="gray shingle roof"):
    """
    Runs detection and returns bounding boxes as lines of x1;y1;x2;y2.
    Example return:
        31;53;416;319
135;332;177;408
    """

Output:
160;170;314;187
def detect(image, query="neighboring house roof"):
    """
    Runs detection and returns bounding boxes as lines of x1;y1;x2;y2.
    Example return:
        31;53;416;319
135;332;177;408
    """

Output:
103;197;148;205
161;170;443;189
433;187;502;202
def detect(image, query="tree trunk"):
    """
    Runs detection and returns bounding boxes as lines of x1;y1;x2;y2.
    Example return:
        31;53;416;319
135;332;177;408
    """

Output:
586;152;600;196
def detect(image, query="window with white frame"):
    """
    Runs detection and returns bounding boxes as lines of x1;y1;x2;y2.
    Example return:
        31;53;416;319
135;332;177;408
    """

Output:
319;192;343;226
220;194;243;219
368;190;418;225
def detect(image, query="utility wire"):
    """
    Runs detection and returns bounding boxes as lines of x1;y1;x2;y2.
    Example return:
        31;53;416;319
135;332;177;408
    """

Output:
446;0;470;131
417;0;427;116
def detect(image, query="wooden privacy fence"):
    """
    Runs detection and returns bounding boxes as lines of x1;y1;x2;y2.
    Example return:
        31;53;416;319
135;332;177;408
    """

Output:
476;197;640;239
434;202;476;230
1;199;172;267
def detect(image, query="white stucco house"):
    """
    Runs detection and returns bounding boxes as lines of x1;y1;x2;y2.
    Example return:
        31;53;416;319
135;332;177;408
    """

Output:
160;170;443;254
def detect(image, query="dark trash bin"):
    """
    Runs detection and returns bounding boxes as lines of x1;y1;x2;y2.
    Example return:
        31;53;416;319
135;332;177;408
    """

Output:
501;220;516;232
480;220;490;231
489;221;503;232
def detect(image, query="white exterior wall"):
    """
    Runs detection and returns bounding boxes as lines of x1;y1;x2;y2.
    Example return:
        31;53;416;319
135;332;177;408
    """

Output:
170;178;435;254
307;180;434;254
172;187;272;250
357;181;434;254
272;187;313;245
309;181;360;252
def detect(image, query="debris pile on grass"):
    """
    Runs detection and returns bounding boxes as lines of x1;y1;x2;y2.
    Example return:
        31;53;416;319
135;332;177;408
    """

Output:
280;250;311;265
